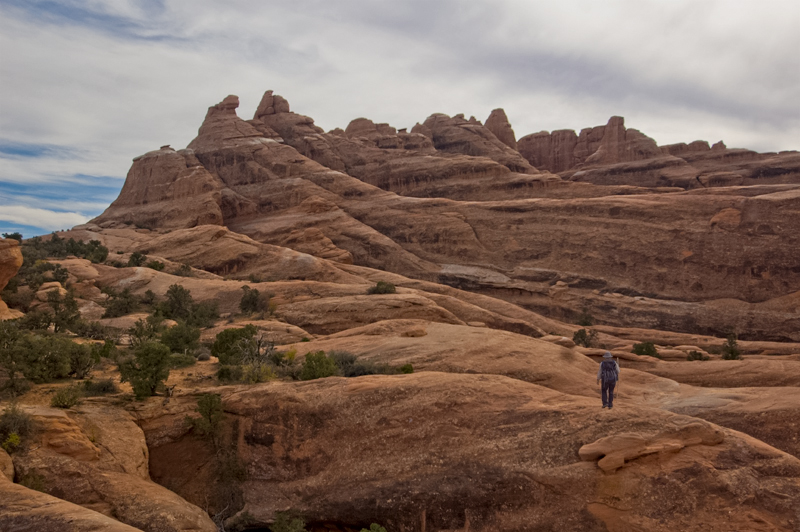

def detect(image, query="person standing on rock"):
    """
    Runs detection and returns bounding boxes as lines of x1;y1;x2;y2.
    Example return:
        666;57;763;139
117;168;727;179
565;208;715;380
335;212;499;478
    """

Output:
597;351;620;409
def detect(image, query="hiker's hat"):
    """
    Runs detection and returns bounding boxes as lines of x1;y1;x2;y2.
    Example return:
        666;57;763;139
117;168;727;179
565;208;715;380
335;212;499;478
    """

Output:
603;351;613;358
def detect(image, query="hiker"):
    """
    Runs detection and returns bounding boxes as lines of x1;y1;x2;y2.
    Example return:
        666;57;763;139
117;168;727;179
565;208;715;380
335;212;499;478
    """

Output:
597;351;620;409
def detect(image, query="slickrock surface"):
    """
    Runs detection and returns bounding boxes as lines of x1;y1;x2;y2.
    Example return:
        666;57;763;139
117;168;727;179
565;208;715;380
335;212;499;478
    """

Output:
140;374;800;531
0;481;143;532
9;405;216;532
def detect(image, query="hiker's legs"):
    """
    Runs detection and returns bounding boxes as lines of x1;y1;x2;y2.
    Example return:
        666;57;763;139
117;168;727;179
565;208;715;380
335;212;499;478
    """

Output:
601;380;609;407
607;381;616;408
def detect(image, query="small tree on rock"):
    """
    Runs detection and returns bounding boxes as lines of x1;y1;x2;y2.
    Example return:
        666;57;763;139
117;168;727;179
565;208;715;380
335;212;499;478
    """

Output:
119;341;171;400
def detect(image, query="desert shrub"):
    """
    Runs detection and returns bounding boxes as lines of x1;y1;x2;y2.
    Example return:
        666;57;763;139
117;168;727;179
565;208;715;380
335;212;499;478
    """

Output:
366;281;396;295
50;385;82;408
239;286;270;314
103;288;138;318
174;264;193;277
161;321;201;354
127;251;147;267
361;525;387;532
211;325;257;365
160;284;194;320
1;402;33;452
329;350;392;377
83;378;118;395
398;363;414;374
632;342;660;358
2;232;22;241
47;290;80;333
687;350;710;361
140;289;157;306
158;285;218;327
241;363;276;384
300;351;339;380
146;260;165;271
67;341;99;379
185;393;224;440
169;353;197;368
248;273;262;283
15;334;72;383
196;352;211;362
17;309;53;331
721;334;742;360
216;365;244;382
19;234;107;264
118;341;172;400
187;300;219;328
573;328;598;348
71;319;112;340
50;264;69;284
300;336;310;342
128;314;166;349
272;512;307;532
268;347;297;367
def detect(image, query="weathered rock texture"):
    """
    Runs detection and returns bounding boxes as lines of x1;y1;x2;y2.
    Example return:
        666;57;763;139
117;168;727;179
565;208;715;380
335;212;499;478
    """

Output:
87;91;800;341
9;405;216;532
0;237;24;320
141;374;800;531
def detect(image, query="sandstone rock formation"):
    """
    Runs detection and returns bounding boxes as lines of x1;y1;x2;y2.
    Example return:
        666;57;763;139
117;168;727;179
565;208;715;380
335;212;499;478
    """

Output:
141;373;800;531
0;237;24;320
9;405;216;532
484;108;517;150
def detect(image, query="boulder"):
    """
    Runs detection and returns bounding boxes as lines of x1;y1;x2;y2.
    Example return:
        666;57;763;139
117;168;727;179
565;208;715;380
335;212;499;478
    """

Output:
0;237;23;320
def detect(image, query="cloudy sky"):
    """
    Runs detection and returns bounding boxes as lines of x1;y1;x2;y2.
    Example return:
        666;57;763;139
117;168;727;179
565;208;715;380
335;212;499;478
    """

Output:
1;0;798;237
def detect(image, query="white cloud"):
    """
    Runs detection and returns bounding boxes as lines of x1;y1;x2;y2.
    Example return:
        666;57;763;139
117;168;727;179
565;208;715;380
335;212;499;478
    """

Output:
0;205;91;231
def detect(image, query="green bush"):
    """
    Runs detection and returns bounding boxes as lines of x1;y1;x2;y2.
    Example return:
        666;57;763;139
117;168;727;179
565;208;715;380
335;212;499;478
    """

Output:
128;314;166;349
632;342;660;358
146;260;165;271
71;320;114;341
0;402;33;453
2;232;22;241
17;309;53;331
47;290;80;333
127;251;147;267
687;350;710;361
161;321;201;354
67;341;99;379
366;281;396;295
329;350;392;377
185;393;224;440
158;285;218;327
576;309;594;327
721;334;742;360
140;289;157;306
239;286;270;314
174;264;193;277
216;365;244;382
300;351;339;380
15;334;72;383
196;352;211;362
102;288;139;318
361;525;387;532
50;385;82;408
83;378;118;395
399;363;414;374
118;341;172;400
573;328;598;348
211;325;257;365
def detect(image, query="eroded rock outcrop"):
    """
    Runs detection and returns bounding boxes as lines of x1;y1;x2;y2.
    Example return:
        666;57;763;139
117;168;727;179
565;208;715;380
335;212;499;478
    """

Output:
484;108;517;150
10;405;216;532
0;237;24;320
142;374;800;531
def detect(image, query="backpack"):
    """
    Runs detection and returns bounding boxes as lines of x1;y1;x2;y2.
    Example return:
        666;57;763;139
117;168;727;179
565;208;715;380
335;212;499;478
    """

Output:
600;360;617;382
